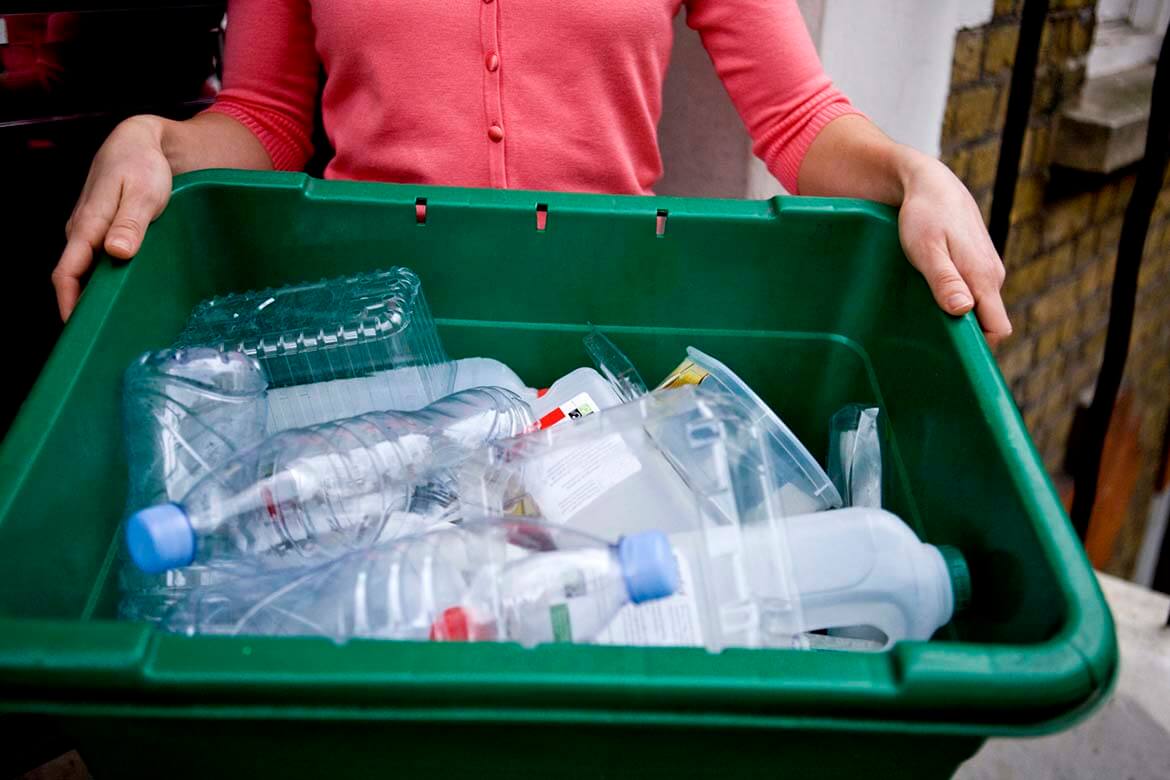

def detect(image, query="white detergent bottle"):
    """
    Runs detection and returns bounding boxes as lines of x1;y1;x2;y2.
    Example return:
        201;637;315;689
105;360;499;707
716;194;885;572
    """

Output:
784;507;971;647
532;367;623;429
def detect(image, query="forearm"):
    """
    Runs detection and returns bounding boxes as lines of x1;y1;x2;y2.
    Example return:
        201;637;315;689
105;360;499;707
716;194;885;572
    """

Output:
796;114;923;206
149;112;274;175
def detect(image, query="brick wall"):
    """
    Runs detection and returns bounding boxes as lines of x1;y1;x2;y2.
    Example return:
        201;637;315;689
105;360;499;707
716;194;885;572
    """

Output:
941;0;1170;575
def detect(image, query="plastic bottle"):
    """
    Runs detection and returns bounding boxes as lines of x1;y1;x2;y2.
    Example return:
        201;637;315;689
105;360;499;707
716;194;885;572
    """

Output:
126;386;535;574
828;405;882;508
265;357;536;431
781;507;970;646
162;519;680;646
118;348;270;622
121;348;269;510
532;367;623;429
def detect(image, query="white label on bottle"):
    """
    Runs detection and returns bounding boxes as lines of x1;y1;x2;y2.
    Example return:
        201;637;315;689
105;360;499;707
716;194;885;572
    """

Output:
0;19;8;45
527;433;641;522
596;551;702;647
539;391;601;429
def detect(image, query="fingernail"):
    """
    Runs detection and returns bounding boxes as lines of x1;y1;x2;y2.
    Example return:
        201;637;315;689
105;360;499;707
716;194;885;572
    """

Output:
109;238;131;253
946;294;972;311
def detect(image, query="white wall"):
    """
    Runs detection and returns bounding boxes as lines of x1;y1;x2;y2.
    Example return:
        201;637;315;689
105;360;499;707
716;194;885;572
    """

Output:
659;0;994;199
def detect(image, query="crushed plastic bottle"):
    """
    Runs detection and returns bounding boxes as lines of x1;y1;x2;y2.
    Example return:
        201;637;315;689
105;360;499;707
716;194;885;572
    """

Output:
118;348;270;622
828;405;882;508
126;387;535;574
162;518;680;646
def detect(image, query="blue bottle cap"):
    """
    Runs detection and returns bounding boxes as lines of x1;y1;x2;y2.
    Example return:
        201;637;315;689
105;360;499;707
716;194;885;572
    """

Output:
617;531;680;604
126;503;196;574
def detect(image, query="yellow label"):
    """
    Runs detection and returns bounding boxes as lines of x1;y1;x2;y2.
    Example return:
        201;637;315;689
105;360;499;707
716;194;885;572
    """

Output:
655;357;711;391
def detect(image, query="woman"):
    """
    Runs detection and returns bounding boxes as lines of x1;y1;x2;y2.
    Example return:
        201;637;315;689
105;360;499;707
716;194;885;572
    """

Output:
53;0;1010;345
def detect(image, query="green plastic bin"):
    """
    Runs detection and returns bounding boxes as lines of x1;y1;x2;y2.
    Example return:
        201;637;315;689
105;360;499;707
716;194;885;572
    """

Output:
0;171;1116;778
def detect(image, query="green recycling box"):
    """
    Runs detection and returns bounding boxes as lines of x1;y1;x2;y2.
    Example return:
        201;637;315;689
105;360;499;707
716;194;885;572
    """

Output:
0;171;1116;778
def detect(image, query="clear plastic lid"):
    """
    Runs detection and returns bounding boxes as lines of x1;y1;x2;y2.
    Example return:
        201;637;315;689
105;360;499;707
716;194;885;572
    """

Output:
671;347;842;514
176;267;455;407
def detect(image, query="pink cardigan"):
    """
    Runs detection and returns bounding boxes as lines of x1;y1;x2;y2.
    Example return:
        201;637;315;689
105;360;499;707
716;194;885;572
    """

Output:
208;0;858;195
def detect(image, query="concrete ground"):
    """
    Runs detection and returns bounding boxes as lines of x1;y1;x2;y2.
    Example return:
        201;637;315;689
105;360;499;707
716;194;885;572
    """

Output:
956;573;1170;780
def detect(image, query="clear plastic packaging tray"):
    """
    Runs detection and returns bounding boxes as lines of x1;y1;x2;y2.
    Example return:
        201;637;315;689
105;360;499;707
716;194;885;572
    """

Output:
176;268;455;408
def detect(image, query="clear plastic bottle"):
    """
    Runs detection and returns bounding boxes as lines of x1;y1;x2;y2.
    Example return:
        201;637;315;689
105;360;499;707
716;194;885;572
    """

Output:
121;348;270;510
162;519;680;646
265;357;536;432
118;348;270;622
126;387;535;574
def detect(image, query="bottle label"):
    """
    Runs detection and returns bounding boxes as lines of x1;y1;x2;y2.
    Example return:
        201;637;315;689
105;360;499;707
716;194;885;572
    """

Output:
655;357;711;391
596;551;703;647
538;391;601;429
527;433;642;522
550;603;573;643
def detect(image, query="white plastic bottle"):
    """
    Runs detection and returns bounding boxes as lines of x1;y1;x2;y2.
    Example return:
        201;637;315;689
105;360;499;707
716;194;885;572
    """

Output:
126;387;535;574
782;507;970;645
532;367;623;429
162;519;680;645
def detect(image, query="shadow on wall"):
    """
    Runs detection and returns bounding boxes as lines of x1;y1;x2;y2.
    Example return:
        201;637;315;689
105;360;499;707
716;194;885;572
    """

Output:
657;13;759;199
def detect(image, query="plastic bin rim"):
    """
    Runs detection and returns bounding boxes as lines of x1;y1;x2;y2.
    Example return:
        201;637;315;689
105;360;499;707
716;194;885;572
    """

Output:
0;170;1117;737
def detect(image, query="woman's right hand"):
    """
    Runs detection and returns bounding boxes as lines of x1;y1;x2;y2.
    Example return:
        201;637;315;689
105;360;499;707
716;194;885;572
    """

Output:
53;115;173;320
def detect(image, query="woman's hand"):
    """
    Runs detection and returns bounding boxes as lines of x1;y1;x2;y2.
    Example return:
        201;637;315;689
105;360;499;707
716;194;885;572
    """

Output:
52;111;275;321
53;115;173;321
798;115;1011;345
896;152;1011;345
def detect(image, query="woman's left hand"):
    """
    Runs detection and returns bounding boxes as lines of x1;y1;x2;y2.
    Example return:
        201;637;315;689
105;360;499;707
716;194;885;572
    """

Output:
799;116;1012;346
896;151;1012;346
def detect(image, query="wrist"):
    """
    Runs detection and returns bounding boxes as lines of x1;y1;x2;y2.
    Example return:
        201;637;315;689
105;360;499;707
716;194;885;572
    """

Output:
890;145;935;204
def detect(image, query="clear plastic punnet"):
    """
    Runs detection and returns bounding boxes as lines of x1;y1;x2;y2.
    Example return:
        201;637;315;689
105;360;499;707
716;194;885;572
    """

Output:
456;385;808;651
657;347;842;515
175;267;456;410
